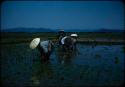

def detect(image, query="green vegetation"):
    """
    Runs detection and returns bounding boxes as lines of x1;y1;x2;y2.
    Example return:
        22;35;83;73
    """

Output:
95;54;101;59
1;32;124;44
114;57;120;64
1;32;57;44
76;32;124;39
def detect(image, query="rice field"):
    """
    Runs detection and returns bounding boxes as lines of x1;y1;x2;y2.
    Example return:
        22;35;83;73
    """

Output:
1;42;124;87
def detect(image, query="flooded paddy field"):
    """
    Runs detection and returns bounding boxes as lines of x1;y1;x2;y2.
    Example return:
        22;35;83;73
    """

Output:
1;43;124;87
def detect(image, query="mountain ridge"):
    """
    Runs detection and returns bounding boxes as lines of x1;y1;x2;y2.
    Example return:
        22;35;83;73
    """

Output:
1;27;124;32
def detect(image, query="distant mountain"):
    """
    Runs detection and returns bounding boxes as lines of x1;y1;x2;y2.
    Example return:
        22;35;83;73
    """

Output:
95;28;124;32
59;28;124;32
1;27;124;33
1;27;55;32
55;29;95;32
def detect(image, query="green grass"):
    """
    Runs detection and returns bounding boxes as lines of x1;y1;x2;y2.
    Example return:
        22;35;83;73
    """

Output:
1;32;124;44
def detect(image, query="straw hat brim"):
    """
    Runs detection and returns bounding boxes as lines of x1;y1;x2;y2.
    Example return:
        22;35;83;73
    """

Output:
30;38;40;49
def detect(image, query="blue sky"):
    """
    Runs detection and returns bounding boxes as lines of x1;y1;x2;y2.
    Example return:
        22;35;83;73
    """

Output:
1;1;124;30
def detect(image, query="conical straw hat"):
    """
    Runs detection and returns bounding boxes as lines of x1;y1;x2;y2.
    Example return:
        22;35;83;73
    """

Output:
30;38;40;49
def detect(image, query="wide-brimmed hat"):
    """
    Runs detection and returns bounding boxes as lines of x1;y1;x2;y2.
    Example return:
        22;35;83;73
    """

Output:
30;38;40;49
70;34;78;37
60;29;64;31
59;29;65;32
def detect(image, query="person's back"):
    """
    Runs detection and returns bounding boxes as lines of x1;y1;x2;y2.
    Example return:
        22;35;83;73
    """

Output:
60;36;74;51
38;40;53;62
61;34;78;51
64;37;73;48
40;41;49;53
30;38;54;62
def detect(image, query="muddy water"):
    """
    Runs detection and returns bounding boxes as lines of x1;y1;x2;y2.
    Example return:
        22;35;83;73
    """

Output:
1;43;124;86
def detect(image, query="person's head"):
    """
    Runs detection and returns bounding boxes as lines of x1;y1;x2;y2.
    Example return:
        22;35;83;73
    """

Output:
70;34;78;39
58;30;66;36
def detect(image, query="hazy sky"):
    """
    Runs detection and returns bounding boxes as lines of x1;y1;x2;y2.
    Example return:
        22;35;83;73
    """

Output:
1;1;124;30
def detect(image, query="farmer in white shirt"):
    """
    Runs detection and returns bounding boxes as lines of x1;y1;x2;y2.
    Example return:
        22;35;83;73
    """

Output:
30;38;53;62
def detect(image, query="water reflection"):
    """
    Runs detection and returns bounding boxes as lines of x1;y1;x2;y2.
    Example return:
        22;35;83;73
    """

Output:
31;61;53;86
56;46;78;64
1;43;124;86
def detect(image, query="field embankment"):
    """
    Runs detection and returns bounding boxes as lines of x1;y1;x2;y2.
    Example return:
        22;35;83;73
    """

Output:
1;32;124;44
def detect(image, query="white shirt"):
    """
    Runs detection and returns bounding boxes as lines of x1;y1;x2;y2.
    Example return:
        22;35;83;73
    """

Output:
40;40;50;53
61;36;67;45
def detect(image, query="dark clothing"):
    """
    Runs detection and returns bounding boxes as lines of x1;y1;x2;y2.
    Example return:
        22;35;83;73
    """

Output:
57;31;66;45
58;36;64;45
37;41;53;62
62;37;77;52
